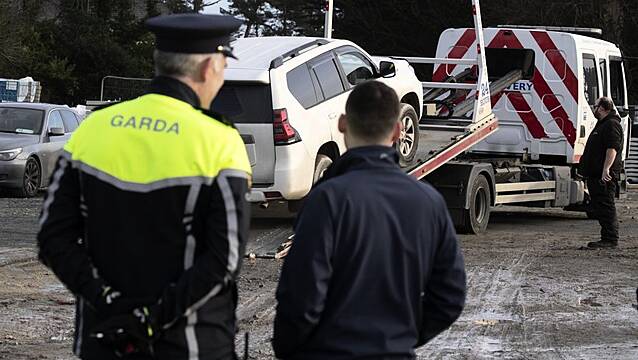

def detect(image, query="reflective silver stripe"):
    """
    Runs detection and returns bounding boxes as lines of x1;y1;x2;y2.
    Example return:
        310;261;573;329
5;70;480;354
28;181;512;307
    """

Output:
181;168;243;317
68;160;217;193
184;235;196;269
39;156;69;227
74;297;84;355
184;283;223;317
186;312;199;360
218;169;250;180
183;184;201;358
217;172;240;273
184;184;200;218
183;184;201;270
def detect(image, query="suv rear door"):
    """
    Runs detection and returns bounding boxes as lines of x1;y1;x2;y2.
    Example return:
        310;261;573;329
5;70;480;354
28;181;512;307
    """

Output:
307;52;349;153
212;82;275;185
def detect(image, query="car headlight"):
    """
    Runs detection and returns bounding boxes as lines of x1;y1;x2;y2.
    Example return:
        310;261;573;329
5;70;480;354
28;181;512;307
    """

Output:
0;148;23;161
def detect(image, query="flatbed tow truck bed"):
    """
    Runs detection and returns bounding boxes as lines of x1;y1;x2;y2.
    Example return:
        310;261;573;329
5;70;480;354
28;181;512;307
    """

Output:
406;116;499;179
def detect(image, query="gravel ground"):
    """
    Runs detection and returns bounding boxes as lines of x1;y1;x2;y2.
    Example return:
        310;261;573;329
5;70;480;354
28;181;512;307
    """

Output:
0;191;637;359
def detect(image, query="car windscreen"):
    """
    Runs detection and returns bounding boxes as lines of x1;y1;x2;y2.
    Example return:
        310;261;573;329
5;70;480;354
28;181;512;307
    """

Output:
0;107;45;134
211;83;273;124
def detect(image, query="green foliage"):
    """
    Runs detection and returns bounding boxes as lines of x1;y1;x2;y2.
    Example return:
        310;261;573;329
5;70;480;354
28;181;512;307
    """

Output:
0;0;161;105
2;0;638;104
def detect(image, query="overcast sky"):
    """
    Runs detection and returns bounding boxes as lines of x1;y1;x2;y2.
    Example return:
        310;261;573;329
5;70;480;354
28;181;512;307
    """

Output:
202;0;229;14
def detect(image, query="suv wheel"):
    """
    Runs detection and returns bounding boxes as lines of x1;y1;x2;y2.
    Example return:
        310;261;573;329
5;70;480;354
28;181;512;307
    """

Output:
395;104;419;166
313;154;333;184
288;154;333;213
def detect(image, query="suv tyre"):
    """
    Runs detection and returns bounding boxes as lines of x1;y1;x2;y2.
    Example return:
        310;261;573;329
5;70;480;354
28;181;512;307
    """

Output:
396;104;419;166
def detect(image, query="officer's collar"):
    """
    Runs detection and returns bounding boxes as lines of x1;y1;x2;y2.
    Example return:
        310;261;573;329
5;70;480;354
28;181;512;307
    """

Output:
148;76;201;108
147;76;235;127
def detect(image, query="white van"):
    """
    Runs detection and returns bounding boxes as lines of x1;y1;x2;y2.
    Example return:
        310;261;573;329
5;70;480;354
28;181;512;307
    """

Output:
434;26;630;166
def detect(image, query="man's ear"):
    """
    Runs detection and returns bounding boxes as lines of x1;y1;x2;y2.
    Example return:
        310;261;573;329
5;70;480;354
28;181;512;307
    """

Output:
391;120;401;142
199;57;213;82
338;114;347;134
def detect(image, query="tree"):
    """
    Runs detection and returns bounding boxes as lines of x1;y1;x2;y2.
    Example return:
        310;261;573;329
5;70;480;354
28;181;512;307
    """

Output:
224;0;270;37
0;0;22;74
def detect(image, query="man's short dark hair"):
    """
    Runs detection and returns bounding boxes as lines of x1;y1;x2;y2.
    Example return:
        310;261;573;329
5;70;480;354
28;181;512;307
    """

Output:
345;81;400;141
597;96;614;112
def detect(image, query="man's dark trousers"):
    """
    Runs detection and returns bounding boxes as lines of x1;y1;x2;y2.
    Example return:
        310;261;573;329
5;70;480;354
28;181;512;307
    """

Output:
587;178;619;244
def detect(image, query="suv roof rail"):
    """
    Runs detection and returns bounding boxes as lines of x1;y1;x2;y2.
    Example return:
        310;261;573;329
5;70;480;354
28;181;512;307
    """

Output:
269;39;329;69
497;25;603;37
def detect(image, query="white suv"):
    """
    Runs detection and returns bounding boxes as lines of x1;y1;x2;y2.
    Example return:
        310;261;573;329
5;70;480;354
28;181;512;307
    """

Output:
212;36;423;206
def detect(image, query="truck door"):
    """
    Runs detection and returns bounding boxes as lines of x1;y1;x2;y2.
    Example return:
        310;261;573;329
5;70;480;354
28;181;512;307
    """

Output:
579;53;600;157
599;58;608;97
609;56;629;162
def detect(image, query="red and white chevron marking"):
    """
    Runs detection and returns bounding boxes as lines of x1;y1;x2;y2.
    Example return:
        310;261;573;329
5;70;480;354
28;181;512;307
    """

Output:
433;28;579;148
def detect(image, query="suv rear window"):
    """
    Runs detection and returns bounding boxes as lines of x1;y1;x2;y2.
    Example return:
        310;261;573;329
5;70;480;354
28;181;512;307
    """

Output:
211;83;273;123
287;64;318;109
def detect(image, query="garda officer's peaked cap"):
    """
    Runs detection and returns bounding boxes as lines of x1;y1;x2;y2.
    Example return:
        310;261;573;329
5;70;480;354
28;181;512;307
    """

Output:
146;14;242;58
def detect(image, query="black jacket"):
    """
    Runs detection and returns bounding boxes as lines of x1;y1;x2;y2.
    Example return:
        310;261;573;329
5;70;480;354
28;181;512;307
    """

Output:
273;146;466;360
37;77;251;360
580;112;624;179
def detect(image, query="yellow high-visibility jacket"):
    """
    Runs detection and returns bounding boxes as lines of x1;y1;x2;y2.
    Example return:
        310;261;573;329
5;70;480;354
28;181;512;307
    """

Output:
38;76;251;359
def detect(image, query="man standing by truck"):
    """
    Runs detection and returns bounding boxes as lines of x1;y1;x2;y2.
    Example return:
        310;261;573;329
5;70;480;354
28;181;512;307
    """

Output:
273;81;466;359
580;96;624;249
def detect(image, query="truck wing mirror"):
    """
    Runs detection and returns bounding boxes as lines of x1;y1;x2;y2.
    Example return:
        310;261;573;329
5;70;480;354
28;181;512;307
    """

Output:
618;108;629;118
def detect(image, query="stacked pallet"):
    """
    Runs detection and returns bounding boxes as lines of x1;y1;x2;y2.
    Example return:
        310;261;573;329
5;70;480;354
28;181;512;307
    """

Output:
0;77;41;102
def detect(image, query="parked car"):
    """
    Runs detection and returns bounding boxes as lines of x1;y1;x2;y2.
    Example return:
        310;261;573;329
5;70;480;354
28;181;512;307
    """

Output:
212;36;423;208
0;102;82;197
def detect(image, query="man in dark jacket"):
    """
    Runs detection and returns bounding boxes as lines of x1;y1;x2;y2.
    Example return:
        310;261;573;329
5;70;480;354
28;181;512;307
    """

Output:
579;96;624;248
273;81;467;359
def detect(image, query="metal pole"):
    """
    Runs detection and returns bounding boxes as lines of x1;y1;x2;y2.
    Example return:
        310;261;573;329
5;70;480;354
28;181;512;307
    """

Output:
324;0;333;39
470;0;492;124
100;76;107;101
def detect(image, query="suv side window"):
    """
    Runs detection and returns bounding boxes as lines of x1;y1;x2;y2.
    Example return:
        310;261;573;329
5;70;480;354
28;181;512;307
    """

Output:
310;57;345;100
287;64;319;109
337;52;376;86
582;54;598;106
47;110;64;131
61;110;79;132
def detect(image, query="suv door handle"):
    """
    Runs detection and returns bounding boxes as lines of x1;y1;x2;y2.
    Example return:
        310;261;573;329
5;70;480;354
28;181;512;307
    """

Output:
328;113;338;120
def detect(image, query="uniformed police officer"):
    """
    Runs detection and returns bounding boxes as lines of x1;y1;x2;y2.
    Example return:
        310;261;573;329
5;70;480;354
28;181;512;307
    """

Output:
37;14;251;359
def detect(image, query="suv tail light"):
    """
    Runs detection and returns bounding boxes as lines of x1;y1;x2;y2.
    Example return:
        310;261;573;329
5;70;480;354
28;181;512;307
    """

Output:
273;108;301;145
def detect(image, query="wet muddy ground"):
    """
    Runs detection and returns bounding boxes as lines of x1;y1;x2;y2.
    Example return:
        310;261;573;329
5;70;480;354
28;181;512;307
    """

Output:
1;191;637;359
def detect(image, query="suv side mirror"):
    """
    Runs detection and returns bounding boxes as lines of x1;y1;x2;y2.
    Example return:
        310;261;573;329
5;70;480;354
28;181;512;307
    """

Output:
48;127;65;136
378;61;396;78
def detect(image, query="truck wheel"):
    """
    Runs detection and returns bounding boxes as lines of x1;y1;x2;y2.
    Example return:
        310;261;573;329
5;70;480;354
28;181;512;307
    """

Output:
459;174;491;234
313;154;332;184
395;104;419;166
